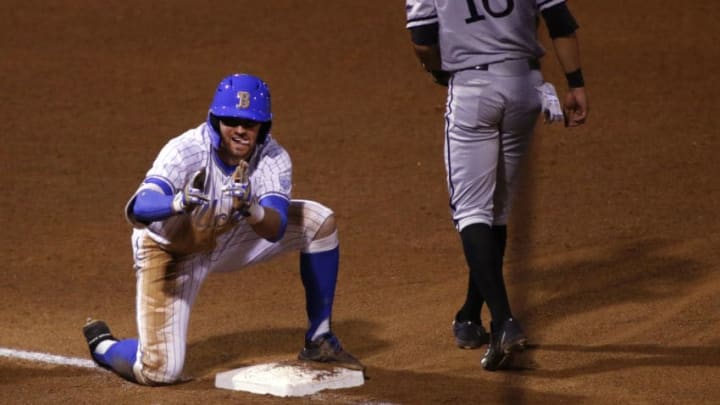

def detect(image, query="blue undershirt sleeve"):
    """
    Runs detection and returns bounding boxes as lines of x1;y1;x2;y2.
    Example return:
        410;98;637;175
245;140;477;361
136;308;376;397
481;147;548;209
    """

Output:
132;189;176;223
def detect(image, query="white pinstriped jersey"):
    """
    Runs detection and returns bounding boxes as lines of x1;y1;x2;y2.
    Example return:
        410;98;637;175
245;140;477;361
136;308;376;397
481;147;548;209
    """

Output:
127;123;292;254
405;0;565;71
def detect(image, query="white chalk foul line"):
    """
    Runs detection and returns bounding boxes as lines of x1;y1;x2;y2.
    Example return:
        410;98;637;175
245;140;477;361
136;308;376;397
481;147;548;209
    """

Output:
0;347;97;368
0;347;396;403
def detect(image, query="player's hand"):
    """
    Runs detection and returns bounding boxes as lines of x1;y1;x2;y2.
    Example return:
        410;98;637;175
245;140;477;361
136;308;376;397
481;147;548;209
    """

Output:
172;169;209;213
223;162;266;224
222;161;256;213
564;87;589;127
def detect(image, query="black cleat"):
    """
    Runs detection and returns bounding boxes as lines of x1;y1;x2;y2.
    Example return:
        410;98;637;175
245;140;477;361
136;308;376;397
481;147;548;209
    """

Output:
83;318;116;363
481;318;527;371
298;333;365;371
452;320;489;349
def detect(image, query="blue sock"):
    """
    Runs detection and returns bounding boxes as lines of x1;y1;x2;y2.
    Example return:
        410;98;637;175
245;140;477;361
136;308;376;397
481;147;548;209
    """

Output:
96;338;139;382
300;246;339;341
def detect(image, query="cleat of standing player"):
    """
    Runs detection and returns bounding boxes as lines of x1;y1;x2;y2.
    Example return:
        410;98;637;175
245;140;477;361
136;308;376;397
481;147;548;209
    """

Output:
452;320;489;350
480;318;527;371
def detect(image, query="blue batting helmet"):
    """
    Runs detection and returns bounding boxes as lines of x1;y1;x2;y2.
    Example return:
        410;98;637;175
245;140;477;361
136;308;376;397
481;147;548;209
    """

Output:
207;73;272;147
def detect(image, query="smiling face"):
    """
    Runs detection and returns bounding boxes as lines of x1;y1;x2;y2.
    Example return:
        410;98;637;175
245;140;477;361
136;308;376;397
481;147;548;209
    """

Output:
216;117;262;166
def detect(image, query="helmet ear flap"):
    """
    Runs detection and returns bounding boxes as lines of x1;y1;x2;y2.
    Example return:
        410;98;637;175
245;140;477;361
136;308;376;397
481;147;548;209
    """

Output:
209;114;221;133
208;114;221;149
258;121;272;144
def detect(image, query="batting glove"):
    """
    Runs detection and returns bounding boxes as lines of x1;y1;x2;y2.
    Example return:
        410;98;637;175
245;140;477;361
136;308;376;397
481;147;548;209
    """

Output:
536;82;565;124
172;169;209;213
222;162;265;224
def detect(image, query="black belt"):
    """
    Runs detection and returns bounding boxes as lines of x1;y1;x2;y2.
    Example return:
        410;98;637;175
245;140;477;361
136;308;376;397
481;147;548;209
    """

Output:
469;58;540;71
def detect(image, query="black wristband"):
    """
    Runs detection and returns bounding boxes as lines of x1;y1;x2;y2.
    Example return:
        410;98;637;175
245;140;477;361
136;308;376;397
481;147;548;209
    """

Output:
565;68;585;88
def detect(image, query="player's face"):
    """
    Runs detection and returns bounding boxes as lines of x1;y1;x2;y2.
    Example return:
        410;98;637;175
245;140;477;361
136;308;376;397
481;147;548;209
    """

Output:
217;117;262;164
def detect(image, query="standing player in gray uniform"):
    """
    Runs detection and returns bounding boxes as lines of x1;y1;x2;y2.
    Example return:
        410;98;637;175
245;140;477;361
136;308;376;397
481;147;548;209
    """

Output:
82;73;363;385
406;0;589;371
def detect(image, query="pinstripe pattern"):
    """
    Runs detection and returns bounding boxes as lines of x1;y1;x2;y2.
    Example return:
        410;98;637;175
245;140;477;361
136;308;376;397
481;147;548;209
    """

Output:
130;200;333;384
129;124;292;255
131;229;208;384
210;200;333;272
126;119;332;384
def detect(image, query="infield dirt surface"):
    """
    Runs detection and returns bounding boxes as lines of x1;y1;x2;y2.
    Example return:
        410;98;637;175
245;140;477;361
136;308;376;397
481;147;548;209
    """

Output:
2;1;719;403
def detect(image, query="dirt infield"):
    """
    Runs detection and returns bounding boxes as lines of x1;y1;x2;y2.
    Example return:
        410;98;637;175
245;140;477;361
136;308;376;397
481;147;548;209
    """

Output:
2;1;719;403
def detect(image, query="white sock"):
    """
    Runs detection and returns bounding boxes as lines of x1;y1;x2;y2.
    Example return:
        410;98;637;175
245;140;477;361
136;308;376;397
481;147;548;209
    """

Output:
311;318;330;341
95;339;117;356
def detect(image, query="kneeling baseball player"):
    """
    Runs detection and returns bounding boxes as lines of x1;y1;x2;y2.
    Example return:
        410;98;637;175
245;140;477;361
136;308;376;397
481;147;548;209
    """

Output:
83;73;363;385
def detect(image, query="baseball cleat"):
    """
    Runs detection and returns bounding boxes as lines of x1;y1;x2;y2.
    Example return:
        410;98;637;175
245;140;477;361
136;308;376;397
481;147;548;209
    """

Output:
83;318;116;361
298;333;365;371
480;318;527;371
452;320;489;349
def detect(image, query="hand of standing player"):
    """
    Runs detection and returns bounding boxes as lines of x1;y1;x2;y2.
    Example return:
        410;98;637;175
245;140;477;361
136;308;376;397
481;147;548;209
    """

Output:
564;87;588;127
550;33;589;128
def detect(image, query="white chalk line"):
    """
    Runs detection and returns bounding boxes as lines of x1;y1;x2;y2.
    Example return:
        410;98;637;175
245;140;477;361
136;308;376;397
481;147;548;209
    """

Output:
0;347;97;368
0;347;396;404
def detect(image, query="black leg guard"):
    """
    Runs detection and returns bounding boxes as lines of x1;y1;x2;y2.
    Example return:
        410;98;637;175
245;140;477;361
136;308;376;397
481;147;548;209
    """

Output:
460;223;512;323
456;273;484;323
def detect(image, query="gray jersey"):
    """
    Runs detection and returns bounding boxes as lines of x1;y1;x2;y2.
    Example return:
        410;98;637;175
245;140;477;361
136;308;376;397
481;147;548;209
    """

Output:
127;123;292;254
406;0;565;71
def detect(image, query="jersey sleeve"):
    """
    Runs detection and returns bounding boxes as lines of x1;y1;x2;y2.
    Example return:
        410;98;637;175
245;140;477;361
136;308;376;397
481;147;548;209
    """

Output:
251;138;292;203
406;0;437;29
125;128;207;228
145;131;207;193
